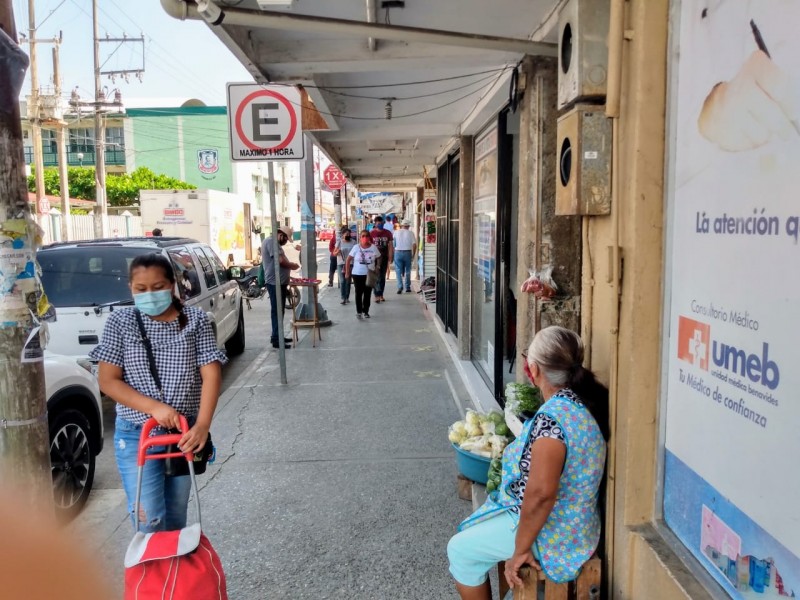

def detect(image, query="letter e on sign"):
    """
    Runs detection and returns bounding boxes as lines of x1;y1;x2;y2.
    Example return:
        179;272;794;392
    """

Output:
227;83;304;161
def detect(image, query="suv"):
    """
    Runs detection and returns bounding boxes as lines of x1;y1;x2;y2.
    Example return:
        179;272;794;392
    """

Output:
38;237;245;361
45;354;103;519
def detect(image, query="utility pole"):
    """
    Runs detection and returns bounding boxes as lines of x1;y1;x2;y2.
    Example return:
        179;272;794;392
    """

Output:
92;0;107;238
27;0;45;214
0;0;54;513
53;43;71;240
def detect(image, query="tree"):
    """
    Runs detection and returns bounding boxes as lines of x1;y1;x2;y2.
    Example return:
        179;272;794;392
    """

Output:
27;166;195;206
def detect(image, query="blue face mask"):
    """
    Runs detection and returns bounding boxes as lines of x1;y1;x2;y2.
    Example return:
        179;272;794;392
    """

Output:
376;223;384;230
133;290;174;316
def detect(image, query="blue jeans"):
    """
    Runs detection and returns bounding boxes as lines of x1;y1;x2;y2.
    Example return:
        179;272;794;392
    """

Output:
337;264;351;301
373;255;389;298
394;250;412;291
266;283;289;343
114;417;192;532
328;255;337;285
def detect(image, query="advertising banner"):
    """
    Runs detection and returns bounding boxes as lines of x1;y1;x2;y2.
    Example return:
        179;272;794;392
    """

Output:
664;2;800;597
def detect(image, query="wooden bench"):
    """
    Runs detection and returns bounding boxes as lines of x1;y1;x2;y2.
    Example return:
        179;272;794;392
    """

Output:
497;557;601;600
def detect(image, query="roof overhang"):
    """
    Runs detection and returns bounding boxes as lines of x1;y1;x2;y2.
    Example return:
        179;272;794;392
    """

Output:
161;0;561;191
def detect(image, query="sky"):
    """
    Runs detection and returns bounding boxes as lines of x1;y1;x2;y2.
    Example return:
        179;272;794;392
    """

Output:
13;0;254;107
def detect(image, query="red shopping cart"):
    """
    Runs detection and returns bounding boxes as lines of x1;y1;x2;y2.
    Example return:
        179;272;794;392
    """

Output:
124;416;228;600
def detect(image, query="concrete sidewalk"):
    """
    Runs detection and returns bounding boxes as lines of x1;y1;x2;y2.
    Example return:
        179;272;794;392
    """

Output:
76;284;475;599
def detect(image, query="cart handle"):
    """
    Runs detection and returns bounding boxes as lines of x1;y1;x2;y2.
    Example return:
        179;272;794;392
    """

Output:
137;416;195;467
133;416;202;532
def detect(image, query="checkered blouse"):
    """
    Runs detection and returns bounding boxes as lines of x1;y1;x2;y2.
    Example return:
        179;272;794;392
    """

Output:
90;306;228;425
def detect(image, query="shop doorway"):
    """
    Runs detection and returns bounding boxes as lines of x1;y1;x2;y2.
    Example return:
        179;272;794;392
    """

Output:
470;108;519;401
436;152;460;335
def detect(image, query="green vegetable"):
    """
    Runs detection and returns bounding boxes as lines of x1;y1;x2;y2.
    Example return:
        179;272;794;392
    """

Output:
505;382;543;417
485;458;503;493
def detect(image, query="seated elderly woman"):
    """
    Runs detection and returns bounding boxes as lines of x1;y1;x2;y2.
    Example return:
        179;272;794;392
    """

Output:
447;326;609;599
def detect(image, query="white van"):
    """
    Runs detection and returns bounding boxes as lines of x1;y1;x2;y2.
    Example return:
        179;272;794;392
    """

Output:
38;237;245;361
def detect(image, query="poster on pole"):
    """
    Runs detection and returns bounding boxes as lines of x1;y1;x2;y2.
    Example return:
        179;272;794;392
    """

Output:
227;83;304;161
663;1;800;596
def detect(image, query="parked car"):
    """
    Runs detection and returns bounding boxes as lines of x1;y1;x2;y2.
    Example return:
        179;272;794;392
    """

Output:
45;353;103;519
38;237;245;361
318;228;335;242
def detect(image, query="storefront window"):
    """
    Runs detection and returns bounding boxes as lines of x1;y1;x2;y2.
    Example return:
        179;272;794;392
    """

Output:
471;125;498;385
662;2;799;596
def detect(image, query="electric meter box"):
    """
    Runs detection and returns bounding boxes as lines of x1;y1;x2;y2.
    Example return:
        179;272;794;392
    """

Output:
556;105;612;216
557;0;610;110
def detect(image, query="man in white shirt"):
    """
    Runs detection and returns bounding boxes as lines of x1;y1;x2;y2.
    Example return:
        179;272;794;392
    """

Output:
393;219;417;294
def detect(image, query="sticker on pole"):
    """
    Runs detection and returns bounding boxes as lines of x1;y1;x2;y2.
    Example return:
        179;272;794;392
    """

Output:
227;83;304;161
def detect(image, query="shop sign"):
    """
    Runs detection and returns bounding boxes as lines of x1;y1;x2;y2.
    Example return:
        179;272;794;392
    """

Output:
663;2;800;596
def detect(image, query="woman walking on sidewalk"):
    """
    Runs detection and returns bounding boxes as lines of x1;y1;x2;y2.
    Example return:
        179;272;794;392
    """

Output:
335;225;356;305
345;230;381;319
91;253;226;532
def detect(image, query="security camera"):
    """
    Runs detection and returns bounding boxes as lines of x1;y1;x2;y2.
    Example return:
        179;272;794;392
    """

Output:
195;0;224;25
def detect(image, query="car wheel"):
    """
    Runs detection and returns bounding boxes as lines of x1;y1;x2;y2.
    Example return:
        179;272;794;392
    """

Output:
49;408;95;520
225;303;246;356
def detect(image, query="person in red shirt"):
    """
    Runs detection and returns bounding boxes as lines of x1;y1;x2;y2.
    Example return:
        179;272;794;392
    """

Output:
328;233;338;287
369;215;393;303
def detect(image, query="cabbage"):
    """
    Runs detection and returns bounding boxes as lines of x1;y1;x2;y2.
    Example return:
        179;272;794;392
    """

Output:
448;428;465;444
486;411;505;426
451;421;467;436
495;422;511;437
465;422;483;437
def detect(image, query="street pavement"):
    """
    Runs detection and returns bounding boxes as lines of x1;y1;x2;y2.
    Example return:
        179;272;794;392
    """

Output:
71;252;474;599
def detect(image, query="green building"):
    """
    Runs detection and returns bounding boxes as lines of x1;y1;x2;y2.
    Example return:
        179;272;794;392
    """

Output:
124;105;233;192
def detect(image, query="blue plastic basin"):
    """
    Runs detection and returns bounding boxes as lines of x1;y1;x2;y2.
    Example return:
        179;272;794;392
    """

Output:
452;442;491;484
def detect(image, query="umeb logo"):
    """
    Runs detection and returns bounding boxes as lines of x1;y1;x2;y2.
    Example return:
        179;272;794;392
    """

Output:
677;315;780;390
678;316;710;370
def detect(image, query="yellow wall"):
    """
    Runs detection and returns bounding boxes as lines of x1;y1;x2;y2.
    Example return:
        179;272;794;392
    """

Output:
584;0;718;597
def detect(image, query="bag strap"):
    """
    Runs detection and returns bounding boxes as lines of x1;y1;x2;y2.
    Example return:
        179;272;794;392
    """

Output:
134;309;164;401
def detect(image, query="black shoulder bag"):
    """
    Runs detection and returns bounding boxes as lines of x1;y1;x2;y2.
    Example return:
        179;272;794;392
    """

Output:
134;309;214;476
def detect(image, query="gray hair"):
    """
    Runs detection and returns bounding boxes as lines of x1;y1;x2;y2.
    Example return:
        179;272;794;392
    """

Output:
526;326;585;387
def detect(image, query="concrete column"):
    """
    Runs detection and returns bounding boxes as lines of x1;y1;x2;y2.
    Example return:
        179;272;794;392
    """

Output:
457;136;474;360
515;57;580;365
297;135;329;324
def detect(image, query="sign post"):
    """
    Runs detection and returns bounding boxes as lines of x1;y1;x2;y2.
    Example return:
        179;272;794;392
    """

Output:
323;165;346;190
228;83;305;384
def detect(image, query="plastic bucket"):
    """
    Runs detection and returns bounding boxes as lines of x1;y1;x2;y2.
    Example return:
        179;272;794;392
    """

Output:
452;442;491;484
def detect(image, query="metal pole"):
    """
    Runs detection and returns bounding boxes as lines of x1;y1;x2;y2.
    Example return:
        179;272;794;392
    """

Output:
267;161;287;384
28;0;46;218
92;0;107;238
0;1;53;513
53;44;71;240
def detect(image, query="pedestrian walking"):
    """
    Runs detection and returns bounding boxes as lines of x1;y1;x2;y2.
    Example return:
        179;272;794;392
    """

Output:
90;253;227;533
262;226;300;349
369;215;393;303
393;219;417;294
327;232;338;287
335;225;356;304
447;326;608;598
345;230;381;319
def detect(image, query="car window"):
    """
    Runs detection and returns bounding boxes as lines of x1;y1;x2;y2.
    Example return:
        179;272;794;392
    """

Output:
202;247;229;284
168;247;202;300
192;247;218;290
38;246;149;307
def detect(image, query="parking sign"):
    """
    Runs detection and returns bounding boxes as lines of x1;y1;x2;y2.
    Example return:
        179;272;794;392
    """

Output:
227;83;304;161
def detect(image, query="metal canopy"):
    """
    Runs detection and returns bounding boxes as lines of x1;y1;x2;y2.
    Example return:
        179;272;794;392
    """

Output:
161;0;561;190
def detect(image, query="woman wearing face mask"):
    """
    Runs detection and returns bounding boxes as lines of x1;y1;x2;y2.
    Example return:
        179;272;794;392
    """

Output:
335;226;356;305
344;230;381;319
90;253;226;532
